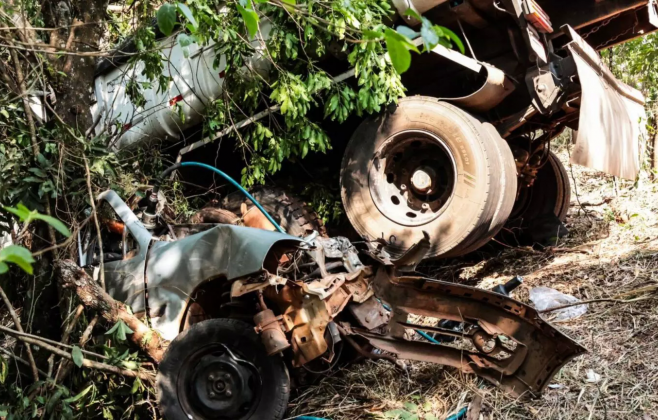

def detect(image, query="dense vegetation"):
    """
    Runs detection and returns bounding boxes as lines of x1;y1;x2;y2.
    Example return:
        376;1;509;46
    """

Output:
0;0;459;417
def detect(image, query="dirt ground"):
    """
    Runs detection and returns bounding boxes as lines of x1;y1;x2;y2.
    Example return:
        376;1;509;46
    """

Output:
287;145;658;419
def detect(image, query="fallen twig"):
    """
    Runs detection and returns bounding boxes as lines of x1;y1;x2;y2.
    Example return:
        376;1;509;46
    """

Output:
0;325;108;360
0;285;39;382
5;330;152;380
0;346;50;378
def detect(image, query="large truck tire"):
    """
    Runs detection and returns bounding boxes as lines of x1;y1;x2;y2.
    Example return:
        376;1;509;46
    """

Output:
223;187;327;237
340;97;517;259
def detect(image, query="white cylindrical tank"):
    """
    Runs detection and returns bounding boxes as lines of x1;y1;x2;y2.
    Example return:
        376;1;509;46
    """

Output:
93;24;271;150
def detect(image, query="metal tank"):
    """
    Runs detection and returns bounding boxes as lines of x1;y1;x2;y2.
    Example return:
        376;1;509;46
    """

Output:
92;23;271;150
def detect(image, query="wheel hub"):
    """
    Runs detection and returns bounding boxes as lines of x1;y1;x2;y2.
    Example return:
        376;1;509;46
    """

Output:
181;345;260;419
368;130;456;227
410;166;436;194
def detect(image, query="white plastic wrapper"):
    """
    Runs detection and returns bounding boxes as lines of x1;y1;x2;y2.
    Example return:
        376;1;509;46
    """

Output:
529;286;588;321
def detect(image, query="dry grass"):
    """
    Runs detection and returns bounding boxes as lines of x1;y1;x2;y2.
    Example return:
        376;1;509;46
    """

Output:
287;146;658;419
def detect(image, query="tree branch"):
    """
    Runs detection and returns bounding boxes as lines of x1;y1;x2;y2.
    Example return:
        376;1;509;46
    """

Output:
0;285;39;382
55;259;167;363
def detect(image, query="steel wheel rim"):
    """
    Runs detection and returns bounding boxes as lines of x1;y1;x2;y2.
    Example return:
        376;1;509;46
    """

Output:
177;343;262;420
368;129;457;227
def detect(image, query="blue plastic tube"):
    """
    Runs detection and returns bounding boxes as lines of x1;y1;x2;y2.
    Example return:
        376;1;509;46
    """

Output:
179;161;285;233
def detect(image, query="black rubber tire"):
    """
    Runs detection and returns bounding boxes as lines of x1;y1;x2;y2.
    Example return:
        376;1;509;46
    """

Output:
222;187;327;237
156;318;290;420
340;97;517;259
509;151;571;223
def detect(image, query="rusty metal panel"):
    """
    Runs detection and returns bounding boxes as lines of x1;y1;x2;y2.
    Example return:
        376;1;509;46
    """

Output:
347;296;391;330
364;268;586;397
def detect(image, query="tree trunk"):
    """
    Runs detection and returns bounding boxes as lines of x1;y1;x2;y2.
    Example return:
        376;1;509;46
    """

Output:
55;259;168;363
42;0;109;131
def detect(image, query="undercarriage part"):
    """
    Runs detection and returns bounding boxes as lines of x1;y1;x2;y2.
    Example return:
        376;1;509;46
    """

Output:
354;268;586;397
347;296;391;330
509;151;571;223
223;187;327;237
341;98;517;259
254;309;291;355
264;267;374;367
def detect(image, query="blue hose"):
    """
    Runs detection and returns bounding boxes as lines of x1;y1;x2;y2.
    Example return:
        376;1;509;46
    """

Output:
415;329;442;345
179;162;285;234
446;407;468;420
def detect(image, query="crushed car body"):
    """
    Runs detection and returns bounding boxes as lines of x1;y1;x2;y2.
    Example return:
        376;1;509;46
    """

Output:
80;190;586;404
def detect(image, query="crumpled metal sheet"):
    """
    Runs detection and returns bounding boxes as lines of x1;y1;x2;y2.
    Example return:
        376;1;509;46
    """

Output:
146;224;301;340
566;26;645;180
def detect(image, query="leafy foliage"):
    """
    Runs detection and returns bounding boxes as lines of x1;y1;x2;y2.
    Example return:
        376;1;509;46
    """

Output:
147;0;462;186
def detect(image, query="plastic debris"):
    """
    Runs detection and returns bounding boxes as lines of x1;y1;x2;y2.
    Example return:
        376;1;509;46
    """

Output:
586;369;601;383
529;286;588;321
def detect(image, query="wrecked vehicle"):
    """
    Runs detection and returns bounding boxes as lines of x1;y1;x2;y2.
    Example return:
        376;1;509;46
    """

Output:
79;187;585;420
87;0;652;260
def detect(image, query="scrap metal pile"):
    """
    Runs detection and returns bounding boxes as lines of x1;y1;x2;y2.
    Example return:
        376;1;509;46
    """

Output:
239;231;586;397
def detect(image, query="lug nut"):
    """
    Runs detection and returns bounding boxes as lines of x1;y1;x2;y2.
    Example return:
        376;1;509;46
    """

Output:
422;203;429;210
209;391;216;397
225;390;232;397
208;374;215;381
400;184;407;191
223;373;230;380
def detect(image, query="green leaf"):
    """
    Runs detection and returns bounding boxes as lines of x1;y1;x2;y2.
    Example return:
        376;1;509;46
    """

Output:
420;22;439;50
106;320;134;341
131;377;142;394
385;28;412;74
281;0;296;4
441;26;465;54
0;245;35;275
404;7;422;21
3;204;30;221
176;3;198;32
403;402;418;412
63;384;92;404
33;214;71;237
363;29;384;40
396;25;419;39
157;3;177;36
0;358;7;384
237;3;259;39
0;262;8;274
71;346;84;368
177;33;194;58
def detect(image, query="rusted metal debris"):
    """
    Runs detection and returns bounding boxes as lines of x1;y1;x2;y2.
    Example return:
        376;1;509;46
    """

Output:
241;234;586;397
87;191;586;399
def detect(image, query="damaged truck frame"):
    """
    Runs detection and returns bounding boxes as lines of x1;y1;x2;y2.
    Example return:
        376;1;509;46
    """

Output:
91;0;653;260
80;189;585;419
78;0;658;418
